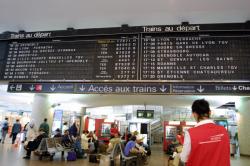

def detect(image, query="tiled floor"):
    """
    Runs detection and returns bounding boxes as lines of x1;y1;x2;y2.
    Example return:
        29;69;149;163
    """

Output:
0;142;249;166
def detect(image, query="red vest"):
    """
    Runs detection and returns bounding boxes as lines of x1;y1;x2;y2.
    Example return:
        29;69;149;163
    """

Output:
186;123;230;166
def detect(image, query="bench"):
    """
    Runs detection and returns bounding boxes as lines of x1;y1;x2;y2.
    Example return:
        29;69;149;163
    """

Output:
119;143;138;166
36;137;70;160
110;143;120;166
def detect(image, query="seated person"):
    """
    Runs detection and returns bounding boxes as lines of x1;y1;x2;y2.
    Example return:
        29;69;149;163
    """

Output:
62;130;73;148
73;134;85;158
124;133;132;145
124;136;148;164
106;133;121;153
23;128;48;159
88;131;98;153
53;128;62;138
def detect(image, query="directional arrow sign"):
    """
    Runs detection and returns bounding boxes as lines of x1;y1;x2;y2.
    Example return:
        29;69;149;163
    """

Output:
233;86;237;91
7;83;74;93
29;85;35;91
9;84;15;91
79;85;85;91
76;83;170;94
197;85;205;93
50;84;56;91
159;85;168;92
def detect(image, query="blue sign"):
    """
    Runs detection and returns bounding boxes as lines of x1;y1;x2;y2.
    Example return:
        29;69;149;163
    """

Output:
76;83;170;94
8;83;75;93
7;82;250;95
172;84;250;94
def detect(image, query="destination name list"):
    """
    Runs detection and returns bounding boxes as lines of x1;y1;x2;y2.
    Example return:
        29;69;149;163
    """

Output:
3;35;139;80
141;35;250;80
2;34;250;81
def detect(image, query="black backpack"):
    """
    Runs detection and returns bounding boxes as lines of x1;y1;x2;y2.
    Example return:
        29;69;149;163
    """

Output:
2;122;8;130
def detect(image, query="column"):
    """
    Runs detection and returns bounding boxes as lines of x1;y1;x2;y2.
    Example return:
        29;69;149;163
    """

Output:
79;107;86;134
31;94;52;134
236;97;250;156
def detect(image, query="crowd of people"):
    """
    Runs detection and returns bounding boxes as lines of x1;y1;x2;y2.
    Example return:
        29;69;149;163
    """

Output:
0;116;150;165
0;99;231;165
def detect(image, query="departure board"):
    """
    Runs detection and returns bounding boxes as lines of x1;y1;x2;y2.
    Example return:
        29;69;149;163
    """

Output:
141;34;250;80
0;22;250;82
3;34;139;80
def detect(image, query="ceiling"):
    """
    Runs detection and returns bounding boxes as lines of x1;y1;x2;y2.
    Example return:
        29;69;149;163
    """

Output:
0;0;250;33
0;0;249;112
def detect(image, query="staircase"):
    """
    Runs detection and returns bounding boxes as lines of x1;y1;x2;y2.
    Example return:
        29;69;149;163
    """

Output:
150;119;163;144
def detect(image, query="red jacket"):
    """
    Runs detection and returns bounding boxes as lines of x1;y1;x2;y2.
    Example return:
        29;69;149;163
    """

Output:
186;123;230;166
110;127;119;136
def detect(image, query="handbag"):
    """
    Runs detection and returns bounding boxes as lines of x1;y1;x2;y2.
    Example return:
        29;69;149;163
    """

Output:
67;151;77;161
89;154;98;163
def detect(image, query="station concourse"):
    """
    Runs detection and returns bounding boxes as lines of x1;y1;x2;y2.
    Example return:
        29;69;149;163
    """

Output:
1;0;250;166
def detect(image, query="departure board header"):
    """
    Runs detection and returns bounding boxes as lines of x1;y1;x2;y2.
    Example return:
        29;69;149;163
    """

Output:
0;22;250;82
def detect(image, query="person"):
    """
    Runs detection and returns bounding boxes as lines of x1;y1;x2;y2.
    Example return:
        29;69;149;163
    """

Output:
88;131;96;153
23;128;48;159
73;134;84;158
39;118;49;136
81;130;89;152
62;122;69;133
26;120;38;144
123;127;130;142
62;130;73;148
125;133;132;145
21;122;29;143
11;119;22;144
1;117;9;144
107;132;121;153
93;130;98;140
124;135;147;164
53;128;62;137
110;123;119;137
179;99;230;166
69;122;78;138
176;128;184;145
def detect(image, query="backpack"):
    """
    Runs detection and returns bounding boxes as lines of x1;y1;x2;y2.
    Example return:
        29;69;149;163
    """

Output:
2;122;8;130
67;151;77;161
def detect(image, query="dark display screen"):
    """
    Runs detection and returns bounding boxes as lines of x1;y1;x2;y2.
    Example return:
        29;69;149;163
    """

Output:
141;34;250;80
0;24;250;82
2;34;139;80
137;110;154;119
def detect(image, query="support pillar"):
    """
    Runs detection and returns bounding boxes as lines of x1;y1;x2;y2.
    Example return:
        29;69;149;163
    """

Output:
31;94;52;135
79;107;86;134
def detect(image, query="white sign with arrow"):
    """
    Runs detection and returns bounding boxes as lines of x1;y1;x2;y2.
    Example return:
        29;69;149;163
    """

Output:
29;85;35;91
159;85;168;92
233;86;238;91
197;85;205;93
9;84;15;91
50;84;56;91
79;85;85;91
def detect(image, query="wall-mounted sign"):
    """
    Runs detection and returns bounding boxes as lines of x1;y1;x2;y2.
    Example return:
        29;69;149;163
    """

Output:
0;22;250;83
137;110;154;119
7;82;250;95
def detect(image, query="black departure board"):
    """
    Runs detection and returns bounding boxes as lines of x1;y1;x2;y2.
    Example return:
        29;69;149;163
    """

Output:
141;34;250;80
3;34;139;80
0;22;250;82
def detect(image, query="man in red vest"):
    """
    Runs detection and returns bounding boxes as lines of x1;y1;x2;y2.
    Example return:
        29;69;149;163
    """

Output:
180;99;230;166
